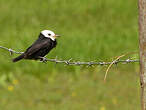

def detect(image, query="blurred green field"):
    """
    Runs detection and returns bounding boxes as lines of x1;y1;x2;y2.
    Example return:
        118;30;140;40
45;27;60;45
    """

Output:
0;0;140;110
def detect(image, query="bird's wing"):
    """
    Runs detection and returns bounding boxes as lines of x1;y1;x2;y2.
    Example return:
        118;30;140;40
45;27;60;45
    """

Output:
24;39;50;56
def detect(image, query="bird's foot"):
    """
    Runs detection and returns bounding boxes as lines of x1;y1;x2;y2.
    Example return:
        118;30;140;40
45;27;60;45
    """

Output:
39;57;47;63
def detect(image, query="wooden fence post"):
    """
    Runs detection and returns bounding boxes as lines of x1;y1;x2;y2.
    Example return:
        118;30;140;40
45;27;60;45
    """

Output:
138;0;146;109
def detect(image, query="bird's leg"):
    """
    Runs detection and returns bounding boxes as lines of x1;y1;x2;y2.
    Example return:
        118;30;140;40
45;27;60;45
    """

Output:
38;56;47;63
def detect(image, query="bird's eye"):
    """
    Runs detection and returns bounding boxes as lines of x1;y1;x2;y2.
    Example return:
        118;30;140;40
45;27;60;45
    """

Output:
48;33;51;36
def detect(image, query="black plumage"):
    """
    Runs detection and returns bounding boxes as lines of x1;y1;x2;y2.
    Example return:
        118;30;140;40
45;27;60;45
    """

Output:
13;31;58;62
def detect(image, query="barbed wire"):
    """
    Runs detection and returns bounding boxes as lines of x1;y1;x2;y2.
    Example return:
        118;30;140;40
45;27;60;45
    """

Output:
0;46;139;66
0;46;24;55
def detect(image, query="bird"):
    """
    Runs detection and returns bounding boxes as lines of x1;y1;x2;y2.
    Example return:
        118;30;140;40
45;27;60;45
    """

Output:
12;30;60;62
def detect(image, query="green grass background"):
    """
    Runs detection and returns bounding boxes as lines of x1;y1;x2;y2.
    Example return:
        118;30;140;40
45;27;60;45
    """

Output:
0;0;140;110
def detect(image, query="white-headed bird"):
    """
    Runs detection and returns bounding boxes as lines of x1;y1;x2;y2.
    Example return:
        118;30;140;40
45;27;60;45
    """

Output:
12;30;60;62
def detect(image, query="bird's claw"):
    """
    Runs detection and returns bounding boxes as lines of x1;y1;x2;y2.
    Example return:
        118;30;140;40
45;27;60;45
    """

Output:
39;57;47;63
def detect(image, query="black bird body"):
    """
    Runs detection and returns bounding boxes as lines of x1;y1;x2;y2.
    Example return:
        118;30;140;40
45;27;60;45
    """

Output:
24;33;57;59
13;30;59;62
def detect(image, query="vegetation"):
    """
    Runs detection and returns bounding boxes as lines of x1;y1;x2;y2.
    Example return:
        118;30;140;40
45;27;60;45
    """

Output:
0;0;140;109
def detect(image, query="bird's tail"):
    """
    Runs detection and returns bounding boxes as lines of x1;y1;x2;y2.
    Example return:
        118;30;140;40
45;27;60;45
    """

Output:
12;54;24;62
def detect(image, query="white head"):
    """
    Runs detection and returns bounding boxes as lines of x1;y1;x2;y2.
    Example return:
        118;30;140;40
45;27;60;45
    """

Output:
41;30;60;41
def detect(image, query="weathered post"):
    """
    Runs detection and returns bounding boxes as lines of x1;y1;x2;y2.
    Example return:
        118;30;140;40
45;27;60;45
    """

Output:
138;0;146;109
